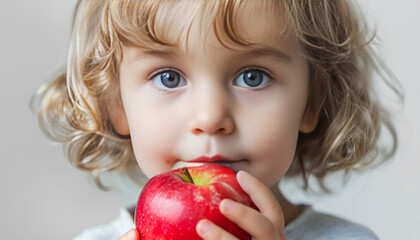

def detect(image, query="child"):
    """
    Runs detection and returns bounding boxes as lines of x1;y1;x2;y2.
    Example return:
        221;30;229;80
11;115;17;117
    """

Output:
35;0;402;239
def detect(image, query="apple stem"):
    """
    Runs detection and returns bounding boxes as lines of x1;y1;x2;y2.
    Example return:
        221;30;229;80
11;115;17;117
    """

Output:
181;167;194;184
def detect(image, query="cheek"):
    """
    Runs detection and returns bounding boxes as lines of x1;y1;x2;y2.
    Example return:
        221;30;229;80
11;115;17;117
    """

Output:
125;103;184;178
240;102;304;186
250;121;300;184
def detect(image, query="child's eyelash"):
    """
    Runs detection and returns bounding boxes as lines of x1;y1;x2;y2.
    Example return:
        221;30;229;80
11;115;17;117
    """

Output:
239;66;273;79
148;67;183;80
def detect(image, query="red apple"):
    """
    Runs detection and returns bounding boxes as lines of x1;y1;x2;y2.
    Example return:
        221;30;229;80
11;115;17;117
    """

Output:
135;163;258;239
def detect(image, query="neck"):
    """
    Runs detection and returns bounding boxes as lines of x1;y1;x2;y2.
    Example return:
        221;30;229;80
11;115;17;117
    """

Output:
270;183;302;226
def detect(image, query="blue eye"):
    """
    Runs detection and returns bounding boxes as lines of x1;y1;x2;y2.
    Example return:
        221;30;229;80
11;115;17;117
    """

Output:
234;69;271;89
151;70;186;89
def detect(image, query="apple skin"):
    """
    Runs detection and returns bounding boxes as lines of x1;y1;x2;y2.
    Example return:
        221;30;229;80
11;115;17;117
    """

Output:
135;163;258;240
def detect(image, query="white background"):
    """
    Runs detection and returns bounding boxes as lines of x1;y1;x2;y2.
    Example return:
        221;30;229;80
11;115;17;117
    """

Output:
0;0;419;239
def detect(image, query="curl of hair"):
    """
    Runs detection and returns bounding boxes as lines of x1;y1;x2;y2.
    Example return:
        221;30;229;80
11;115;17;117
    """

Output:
283;0;403;191
33;0;140;188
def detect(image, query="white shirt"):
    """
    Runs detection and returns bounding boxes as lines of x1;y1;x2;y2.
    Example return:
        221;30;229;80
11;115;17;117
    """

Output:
73;206;379;239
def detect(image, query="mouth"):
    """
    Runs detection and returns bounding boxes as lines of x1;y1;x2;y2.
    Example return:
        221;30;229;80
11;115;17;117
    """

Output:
173;155;248;173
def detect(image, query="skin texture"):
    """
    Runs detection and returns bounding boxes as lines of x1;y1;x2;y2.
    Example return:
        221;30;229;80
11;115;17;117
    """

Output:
114;3;318;239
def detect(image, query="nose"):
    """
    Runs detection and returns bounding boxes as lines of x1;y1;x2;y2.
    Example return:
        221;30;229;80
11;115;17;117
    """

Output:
189;87;235;136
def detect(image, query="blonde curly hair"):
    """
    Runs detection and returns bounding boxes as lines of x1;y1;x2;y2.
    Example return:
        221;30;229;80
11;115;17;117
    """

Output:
34;0;402;191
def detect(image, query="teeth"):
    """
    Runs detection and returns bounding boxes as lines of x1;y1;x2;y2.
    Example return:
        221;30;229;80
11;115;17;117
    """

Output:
172;160;242;173
173;162;205;170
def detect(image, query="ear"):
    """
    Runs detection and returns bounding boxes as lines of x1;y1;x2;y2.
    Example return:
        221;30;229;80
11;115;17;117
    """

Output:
299;108;320;134
107;97;130;136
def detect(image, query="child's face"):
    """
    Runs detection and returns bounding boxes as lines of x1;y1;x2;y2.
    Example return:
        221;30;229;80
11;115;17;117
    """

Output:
112;4;316;188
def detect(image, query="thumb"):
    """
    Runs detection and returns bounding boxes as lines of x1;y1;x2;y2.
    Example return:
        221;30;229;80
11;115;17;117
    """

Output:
118;228;140;240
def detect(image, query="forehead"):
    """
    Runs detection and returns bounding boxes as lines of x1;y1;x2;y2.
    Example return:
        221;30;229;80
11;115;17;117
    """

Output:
114;0;293;51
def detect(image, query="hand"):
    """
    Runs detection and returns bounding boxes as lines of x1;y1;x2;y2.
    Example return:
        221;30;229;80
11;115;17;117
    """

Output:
196;170;287;240
117;228;140;240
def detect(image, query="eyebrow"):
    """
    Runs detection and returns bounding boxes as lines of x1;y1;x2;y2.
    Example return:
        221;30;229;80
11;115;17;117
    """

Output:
137;49;180;58
137;46;291;62
241;46;292;62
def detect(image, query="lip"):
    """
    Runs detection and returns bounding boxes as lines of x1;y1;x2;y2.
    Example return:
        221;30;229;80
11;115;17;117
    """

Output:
190;154;231;163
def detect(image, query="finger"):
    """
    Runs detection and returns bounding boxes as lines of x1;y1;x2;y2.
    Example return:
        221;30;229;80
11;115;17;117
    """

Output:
196;219;239;240
117;228;140;240
220;198;282;239
236;171;285;235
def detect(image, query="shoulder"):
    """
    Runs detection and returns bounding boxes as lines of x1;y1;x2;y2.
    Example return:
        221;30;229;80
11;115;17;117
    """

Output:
73;209;135;240
285;207;379;240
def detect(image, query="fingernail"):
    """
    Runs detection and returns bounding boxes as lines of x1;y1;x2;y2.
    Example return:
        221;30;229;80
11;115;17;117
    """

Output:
220;199;235;213
197;220;213;236
236;170;248;181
